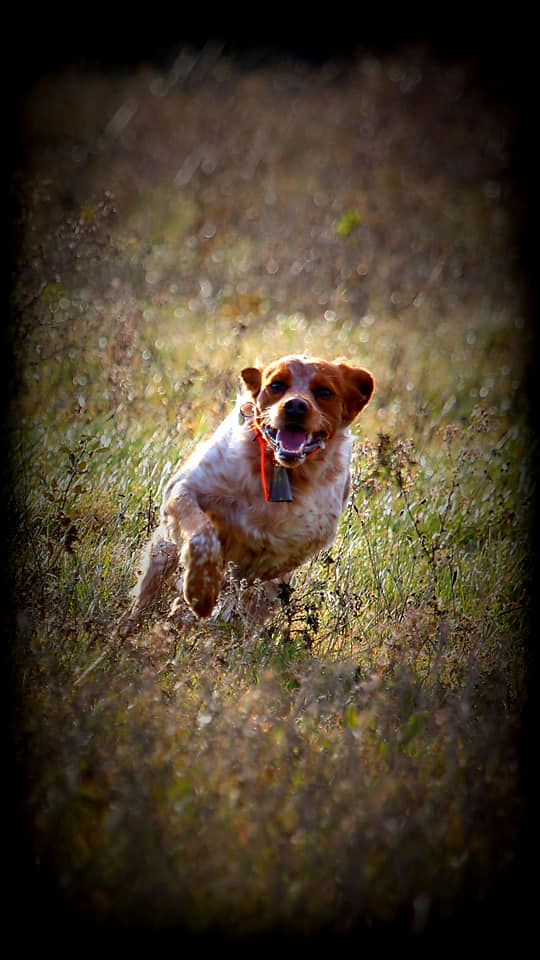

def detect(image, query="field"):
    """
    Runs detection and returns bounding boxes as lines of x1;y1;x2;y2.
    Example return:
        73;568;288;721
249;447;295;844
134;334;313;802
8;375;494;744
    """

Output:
9;45;532;941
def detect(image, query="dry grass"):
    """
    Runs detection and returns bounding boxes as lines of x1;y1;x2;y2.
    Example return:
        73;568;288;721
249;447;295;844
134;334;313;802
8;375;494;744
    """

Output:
9;45;532;942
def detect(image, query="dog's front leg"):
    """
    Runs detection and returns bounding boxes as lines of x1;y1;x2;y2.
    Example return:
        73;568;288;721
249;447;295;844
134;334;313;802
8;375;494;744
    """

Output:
164;482;224;619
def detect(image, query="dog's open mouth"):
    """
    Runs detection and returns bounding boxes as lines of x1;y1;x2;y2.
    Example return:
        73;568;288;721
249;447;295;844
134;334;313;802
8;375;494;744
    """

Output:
264;424;327;464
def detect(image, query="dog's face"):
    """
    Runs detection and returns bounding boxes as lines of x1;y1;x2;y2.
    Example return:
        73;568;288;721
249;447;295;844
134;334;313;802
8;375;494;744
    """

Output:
241;354;374;467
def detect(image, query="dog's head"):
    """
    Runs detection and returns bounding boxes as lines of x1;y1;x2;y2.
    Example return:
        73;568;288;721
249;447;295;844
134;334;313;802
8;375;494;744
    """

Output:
241;354;374;467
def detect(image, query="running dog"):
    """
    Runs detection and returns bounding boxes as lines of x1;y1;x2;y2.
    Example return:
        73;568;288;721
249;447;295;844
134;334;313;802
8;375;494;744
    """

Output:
119;353;374;633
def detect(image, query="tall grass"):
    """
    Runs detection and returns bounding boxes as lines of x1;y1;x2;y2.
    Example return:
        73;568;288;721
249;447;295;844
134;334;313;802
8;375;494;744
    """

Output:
10;47;531;939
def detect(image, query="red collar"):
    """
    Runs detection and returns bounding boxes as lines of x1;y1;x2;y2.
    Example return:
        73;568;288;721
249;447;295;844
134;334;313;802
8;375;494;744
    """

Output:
240;400;324;502
250;421;290;501
239;402;292;501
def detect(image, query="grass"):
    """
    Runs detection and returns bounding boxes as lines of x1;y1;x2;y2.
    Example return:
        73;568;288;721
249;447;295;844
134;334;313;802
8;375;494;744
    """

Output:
9;46;532;941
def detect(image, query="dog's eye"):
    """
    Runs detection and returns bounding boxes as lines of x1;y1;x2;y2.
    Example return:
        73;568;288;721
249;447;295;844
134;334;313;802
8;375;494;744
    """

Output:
269;380;286;394
314;386;334;400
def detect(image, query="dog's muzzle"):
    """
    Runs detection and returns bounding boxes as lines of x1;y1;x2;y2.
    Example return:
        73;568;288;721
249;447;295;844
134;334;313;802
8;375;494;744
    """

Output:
263;425;327;465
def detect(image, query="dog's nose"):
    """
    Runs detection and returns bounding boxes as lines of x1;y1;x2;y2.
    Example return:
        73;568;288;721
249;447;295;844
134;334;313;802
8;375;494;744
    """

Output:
284;397;309;420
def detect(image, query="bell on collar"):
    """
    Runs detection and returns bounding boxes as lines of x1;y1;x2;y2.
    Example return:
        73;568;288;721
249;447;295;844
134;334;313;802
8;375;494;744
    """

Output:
270;465;293;502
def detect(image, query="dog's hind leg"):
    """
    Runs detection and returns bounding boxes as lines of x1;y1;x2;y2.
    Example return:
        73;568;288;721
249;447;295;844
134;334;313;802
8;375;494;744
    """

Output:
118;524;179;635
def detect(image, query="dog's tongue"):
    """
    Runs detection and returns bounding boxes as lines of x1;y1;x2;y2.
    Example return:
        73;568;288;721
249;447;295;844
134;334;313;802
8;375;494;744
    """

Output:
277;428;308;453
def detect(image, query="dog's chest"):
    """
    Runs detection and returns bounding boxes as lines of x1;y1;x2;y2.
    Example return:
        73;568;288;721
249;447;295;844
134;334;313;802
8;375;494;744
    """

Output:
213;485;344;578
188;422;350;578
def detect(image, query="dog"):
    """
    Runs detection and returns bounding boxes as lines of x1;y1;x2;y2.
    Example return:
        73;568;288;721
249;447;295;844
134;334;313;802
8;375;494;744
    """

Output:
119;354;374;633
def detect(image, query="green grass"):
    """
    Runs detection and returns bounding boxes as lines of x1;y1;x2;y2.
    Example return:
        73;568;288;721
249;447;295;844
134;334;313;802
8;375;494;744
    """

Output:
10;47;531;939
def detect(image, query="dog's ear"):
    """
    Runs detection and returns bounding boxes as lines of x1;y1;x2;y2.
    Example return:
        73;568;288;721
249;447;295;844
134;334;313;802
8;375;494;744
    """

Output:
240;366;262;397
338;363;374;424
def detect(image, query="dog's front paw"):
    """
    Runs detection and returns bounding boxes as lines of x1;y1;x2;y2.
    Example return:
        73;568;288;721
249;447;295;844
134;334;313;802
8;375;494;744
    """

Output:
181;527;223;618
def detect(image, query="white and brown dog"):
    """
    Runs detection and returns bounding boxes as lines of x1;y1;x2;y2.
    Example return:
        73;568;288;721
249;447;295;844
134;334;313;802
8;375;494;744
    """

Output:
119;354;374;633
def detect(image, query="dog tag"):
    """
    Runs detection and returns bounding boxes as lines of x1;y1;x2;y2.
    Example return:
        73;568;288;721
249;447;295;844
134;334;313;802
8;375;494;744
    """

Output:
238;401;255;425
270;465;293;502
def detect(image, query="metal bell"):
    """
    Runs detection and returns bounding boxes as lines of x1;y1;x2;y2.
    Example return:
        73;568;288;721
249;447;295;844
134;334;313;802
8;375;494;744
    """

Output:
269;465;293;502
